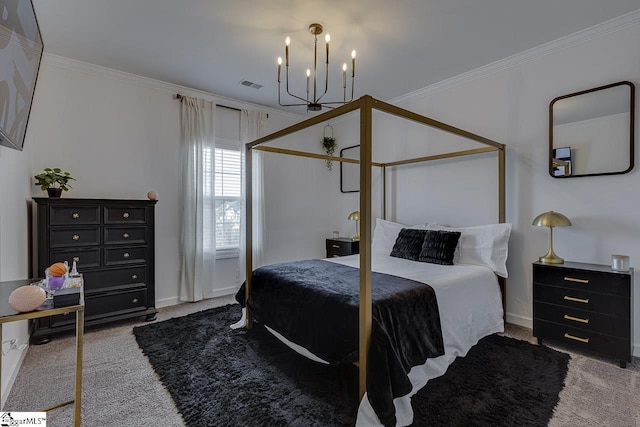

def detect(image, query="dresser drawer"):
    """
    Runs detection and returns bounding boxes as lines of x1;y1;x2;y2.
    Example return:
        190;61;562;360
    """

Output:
533;264;629;296
104;246;147;265
82;266;147;292
104;207;146;224
86;288;148;317
104;227;147;245
50;206;99;225
50;248;101;270
534;319;630;362
534;301;629;338
326;239;359;258
49;287;148;327
51;227;100;248
534;284;629;318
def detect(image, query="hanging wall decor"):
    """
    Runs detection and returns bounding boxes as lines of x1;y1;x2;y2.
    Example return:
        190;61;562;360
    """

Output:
322;124;337;171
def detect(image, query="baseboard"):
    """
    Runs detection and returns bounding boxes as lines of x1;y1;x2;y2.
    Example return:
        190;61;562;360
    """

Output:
156;286;239;308
505;312;532;329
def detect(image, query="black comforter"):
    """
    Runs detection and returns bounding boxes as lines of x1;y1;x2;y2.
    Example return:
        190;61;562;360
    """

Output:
235;259;444;427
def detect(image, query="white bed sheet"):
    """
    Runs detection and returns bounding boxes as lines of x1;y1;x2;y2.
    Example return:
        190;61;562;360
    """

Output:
255;254;504;426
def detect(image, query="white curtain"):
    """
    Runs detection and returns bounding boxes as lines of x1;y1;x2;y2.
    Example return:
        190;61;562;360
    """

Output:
239;110;268;282
178;95;216;302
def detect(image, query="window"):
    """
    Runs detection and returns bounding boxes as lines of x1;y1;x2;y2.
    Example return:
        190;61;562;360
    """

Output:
214;140;241;250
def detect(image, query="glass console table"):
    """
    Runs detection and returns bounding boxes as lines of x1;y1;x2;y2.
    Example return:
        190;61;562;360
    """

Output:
0;279;84;426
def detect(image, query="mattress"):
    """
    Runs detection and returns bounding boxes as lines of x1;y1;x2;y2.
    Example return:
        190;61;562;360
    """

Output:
236;253;504;426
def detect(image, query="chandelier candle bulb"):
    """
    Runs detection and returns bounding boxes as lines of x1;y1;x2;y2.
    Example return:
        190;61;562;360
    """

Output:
343;63;347;87
285;36;290;65
277;57;282;82
325;34;330;63
306;69;310;93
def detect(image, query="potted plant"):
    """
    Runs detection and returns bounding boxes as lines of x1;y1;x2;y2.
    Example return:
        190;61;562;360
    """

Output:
322;136;337;171
34;168;75;198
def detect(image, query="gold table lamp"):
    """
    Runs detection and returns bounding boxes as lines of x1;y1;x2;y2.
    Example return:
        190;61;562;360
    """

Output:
532;211;572;264
348;211;360;241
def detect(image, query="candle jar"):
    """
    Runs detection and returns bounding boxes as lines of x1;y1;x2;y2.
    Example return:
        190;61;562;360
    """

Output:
611;254;630;272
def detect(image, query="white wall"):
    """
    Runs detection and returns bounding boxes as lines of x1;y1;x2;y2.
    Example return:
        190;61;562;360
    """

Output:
0;127;34;405
262;13;640;355
28;56;299;307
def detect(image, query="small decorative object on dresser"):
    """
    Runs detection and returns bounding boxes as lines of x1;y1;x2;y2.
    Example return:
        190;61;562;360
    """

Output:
34;168;75;198
533;260;633;368
325;237;359;258
32;197;158;344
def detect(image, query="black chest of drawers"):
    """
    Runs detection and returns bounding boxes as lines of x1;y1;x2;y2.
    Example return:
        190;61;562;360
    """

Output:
326;238;359;258
533;261;634;368
32;198;158;343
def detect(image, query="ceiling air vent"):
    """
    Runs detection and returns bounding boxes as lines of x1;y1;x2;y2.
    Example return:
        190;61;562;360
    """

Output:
239;79;263;90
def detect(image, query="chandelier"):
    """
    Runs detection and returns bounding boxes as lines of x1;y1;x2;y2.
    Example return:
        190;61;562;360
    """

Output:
277;23;356;112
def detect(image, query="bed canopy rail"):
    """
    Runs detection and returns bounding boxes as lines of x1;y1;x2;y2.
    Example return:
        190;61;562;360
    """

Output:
244;95;505;399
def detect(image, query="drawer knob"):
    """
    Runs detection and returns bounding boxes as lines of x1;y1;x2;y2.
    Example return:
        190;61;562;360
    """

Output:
564;333;589;344
123;233;130;238
132;274;138;280
564;295;589;304
123;252;130;258
132;298;138;303
72;234;80;241
123;212;130;218
564;276;589;284
73;256;80;262
332;245;341;248
564;314;589;324
72;213;80;219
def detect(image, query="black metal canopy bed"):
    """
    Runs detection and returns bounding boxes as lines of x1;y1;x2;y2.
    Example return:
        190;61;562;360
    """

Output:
237;96;508;427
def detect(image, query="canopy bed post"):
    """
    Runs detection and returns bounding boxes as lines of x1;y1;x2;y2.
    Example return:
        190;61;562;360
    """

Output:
382;165;387;220
245;145;254;328
358;96;374;398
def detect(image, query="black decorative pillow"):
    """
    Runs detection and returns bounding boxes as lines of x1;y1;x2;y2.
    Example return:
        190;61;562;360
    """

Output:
418;230;461;265
390;228;428;261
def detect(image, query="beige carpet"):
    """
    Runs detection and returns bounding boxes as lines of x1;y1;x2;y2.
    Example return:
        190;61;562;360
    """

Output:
5;298;639;426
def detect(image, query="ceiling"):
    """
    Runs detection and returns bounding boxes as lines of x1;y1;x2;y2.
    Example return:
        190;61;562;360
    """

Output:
31;0;640;114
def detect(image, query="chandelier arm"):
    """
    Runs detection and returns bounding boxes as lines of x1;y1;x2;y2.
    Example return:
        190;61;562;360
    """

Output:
282;67;308;103
315;61;330;103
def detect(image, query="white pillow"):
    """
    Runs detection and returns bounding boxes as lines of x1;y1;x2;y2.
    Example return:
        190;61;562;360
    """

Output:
372;218;428;255
426;223;512;278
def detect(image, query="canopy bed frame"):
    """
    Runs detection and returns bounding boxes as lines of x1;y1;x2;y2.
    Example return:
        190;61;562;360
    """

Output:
244;94;505;406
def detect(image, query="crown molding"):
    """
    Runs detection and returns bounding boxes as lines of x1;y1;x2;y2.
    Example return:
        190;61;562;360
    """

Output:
391;8;640;105
40;53;303;121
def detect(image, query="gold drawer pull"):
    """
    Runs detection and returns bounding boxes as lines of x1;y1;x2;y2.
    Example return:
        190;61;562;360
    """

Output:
123;252;130;258
123;212;130;218
72;213;80;219
132;274;138;280
564;314;589;324
73;256;80;262
132;298;138;303
72;234;80;241
564;333;589;344
332;245;341;248
123;233;130;238
564;295;589;304
564;276;589;284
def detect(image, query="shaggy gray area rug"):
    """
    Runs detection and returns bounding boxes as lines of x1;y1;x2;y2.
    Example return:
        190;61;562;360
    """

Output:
133;304;569;426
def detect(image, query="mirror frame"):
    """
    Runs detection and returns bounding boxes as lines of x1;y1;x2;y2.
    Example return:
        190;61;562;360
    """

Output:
340;144;359;193
549;81;635;178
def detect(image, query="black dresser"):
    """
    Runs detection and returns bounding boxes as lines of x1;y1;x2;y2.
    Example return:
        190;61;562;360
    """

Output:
533;261;634;368
326;238;359;258
32;198;157;343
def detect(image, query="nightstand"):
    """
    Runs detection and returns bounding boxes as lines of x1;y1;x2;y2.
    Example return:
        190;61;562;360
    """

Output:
533;261;634;368
326;238;359;258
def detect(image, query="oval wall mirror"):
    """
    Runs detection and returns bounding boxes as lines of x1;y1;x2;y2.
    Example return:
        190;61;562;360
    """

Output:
549;81;635;178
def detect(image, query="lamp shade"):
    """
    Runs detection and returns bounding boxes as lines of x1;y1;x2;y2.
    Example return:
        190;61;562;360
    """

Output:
532;211;572;228
532;211;571;264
